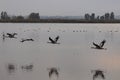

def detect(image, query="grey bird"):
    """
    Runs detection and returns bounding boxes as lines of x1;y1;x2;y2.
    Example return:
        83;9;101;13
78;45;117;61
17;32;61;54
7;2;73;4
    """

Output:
6;33;17;38
91;40;106;50
47;36;60;44
20;38;34;42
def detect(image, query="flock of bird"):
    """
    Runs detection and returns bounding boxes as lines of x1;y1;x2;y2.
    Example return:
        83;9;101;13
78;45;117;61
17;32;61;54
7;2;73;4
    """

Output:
1;32;61;78
2;32;34;42
2;32;61;44
2;32;107;50
1;29;109;80
3;35;107;80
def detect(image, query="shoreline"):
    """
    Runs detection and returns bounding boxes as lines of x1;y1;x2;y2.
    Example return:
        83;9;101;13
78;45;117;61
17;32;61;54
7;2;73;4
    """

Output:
0;19;120;23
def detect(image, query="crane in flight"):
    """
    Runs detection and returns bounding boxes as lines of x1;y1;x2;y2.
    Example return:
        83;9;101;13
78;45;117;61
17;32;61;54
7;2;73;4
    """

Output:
2;32;17;41
91;40;106;50
47;36;60;44
20;38;34;42
6;33;17;38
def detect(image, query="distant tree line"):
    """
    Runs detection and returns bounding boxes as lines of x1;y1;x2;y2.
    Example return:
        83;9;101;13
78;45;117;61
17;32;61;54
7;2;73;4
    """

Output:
0;11;120;23
84;12;115;21
0;11;40;22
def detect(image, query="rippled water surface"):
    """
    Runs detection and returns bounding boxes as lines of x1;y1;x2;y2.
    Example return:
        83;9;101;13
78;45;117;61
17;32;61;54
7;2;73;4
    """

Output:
0;23;120;80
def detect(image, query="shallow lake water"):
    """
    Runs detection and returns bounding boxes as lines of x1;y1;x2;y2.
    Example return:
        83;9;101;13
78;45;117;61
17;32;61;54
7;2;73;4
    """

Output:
0;23;120;80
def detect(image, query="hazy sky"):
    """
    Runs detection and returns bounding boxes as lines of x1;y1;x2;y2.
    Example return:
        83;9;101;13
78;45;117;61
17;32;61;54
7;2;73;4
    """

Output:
0;0;120;16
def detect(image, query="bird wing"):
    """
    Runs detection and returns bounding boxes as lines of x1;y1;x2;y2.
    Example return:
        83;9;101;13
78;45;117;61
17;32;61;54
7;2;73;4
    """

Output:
13;33;17;36
49;37;55;43
55;36;59;42
7;33;11;36
93;42;101;48
99;40;106;48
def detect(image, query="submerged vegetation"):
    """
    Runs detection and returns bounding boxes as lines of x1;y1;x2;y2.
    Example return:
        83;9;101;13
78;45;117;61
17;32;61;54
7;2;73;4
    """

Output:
0;11;120;23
